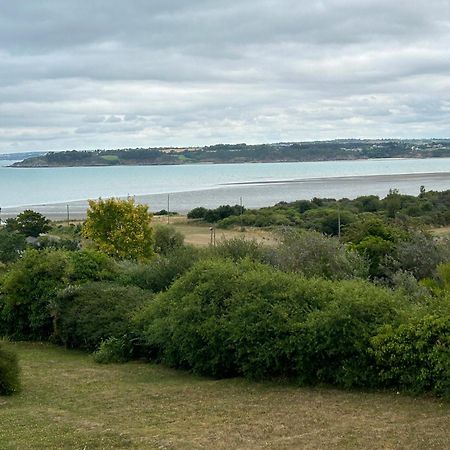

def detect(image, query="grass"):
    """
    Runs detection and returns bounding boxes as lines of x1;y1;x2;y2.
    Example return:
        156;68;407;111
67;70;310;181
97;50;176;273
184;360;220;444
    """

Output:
153;215;274;247
1;342;449;449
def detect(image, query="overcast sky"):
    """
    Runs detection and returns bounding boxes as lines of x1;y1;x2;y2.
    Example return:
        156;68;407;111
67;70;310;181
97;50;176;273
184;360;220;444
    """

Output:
1;1;450;153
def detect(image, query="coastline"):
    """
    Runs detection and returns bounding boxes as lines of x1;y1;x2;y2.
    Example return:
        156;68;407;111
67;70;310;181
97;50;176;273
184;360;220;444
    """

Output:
2;171;450;220
9;154;450;169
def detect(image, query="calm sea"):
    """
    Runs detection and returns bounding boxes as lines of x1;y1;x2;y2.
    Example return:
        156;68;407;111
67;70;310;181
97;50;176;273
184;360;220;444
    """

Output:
1;158;450;217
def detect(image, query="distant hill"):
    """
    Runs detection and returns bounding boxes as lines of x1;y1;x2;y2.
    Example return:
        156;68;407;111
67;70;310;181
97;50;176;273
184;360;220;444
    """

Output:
11;140;450;168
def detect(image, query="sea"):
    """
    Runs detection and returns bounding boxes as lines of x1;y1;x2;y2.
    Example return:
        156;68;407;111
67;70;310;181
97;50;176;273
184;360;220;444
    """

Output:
1;158;450;219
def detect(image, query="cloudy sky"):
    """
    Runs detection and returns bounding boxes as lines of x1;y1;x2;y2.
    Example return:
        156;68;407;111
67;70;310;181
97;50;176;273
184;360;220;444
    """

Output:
1;1;450;153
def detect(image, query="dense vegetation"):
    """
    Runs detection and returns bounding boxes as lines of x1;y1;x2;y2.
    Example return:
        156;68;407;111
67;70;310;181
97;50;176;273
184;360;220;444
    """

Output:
12;139;450;167
189;188;450;230
1;195;450;399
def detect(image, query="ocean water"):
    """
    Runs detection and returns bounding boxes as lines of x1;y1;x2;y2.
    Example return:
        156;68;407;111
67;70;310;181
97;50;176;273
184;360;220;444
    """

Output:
1;158;450;217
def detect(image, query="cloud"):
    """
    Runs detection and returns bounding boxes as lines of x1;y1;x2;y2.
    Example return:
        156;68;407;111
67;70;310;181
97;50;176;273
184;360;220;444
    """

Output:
1;0;450;152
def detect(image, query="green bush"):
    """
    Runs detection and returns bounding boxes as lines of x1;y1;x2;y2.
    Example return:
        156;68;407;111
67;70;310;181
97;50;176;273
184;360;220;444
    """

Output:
0;344;20;395
93;336;134;364
135;259;403;385
54;282;152;351
371;314;450;397
120;245;201;293
153;224;184;255
213;237;268;263
0;229;26;264
270;230;369;280
0;249;118;340
296;281;405;387
0;249;69;340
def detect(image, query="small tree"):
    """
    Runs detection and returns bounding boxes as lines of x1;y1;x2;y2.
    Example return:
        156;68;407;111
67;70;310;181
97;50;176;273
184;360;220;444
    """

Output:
6;210;50;237
83;198;154;261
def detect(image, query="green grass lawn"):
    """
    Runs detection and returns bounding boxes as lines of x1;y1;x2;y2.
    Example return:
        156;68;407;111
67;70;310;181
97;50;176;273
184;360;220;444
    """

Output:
1;342;449;449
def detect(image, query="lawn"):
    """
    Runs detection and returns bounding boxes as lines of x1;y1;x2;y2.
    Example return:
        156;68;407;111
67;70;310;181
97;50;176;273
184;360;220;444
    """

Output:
1;342;449;449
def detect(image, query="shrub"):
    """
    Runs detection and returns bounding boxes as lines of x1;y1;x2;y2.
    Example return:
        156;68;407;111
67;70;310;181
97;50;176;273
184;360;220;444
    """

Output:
270;230;369;280
119;245;201;293
390;232;450;280
0;249;118;340
153;225;184;255
0;249;69;340
0;229;26;264
93;336;134;364
296;281;405;387
371;315;450;397
54;282;152;351
135;259;403;385
213;237;268;263
0;344;20;395
187;207;208;219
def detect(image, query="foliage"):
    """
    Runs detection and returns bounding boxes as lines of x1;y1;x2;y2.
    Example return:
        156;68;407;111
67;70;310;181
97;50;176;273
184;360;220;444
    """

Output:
119;245;201;293
93;336;135;364
187;189;450;231
344;218;405;278
0;229;26;263
0;249;117;340
83;197;154;261
153;224;184;255
213;237;268;263
371;314;450;397
389;232;450;280
135;259;403;385
0;249;69;340
54;282;151;351
5;210;51;237
187;204;244;223
270;229;369;280
0;344;20;395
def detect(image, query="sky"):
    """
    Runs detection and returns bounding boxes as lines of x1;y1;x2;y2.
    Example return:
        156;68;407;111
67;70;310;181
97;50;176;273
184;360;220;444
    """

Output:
1;0;450;153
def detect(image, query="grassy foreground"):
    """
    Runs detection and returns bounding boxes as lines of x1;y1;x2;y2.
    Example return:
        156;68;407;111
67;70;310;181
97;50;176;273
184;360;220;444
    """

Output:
1;342;449;449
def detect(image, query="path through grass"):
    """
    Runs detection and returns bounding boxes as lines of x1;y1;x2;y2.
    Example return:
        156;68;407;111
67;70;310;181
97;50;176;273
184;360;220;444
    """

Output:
1;342;449;449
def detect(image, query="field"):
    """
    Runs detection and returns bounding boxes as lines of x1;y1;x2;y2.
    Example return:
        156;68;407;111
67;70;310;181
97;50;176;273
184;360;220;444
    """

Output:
153;215;275;247
1;342;449;450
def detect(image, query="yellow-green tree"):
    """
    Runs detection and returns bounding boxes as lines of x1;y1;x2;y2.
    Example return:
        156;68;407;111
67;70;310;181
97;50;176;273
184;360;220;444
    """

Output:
83;198;154;261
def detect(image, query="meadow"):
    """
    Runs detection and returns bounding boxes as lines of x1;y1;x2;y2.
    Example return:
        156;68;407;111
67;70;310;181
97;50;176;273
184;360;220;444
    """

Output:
1;341;449;450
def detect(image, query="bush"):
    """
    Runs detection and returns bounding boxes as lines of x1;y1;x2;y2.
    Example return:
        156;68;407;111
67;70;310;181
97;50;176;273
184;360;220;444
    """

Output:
270;230;369;280
0;229;26;264
213;237;268;263
54;282;152;351
371;315;450;397
93;336;134;364
0;249;69;340
0;249;118;340
135;259;403;385
0;344;20;395
119;245;201;293
296;281;405;387
153;225;184;255
391;232;450;280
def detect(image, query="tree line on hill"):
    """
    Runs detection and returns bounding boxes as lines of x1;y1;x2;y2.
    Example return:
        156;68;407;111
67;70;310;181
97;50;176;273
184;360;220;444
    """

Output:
11;139;450;167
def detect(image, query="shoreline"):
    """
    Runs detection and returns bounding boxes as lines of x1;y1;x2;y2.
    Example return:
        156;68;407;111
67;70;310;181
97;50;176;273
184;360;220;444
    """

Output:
8;154;450;169
2;171;450;220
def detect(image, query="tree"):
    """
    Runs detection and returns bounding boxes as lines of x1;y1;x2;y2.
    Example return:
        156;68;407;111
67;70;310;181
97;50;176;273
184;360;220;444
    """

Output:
5;210;50;237
83;198;154;260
